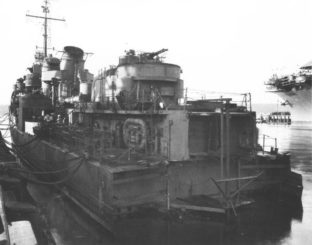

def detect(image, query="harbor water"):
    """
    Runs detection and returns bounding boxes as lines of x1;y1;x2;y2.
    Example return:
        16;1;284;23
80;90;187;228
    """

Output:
256;122;312;245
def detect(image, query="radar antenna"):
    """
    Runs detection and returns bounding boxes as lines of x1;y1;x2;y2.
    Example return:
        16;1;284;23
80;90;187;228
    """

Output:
26;0;65;57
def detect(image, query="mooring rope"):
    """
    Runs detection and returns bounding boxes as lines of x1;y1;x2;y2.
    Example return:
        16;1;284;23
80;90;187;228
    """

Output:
2;136;39;148
0;120;86;186
14;157;85;185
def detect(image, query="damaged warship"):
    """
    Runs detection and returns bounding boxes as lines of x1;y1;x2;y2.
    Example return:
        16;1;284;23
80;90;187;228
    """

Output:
7;0;302;237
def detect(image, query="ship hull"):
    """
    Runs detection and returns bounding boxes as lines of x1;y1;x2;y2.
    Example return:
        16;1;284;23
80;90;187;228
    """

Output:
10;127;299;234
272;88;312;121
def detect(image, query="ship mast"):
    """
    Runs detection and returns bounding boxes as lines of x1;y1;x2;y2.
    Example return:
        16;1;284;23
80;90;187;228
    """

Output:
26;0;65;58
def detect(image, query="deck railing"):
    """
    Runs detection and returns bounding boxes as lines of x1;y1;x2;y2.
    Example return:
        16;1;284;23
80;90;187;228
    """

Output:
181;88;252;111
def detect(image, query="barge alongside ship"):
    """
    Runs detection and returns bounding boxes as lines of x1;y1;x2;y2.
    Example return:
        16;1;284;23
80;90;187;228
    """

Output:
7;1;302;236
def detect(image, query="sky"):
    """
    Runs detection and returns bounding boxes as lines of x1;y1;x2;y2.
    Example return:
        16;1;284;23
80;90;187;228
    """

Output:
1;0;312;105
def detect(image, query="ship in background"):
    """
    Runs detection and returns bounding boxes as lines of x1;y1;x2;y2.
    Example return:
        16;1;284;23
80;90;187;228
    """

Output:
265;61;312;121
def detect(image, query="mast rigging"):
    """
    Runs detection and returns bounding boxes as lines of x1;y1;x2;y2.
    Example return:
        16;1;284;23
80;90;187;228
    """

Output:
26;0;65;57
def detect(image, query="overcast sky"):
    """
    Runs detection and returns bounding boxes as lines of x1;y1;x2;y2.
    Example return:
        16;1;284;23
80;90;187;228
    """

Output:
1;0;312;105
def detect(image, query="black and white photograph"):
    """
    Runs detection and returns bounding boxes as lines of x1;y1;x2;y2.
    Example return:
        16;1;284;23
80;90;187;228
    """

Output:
0;0;311;244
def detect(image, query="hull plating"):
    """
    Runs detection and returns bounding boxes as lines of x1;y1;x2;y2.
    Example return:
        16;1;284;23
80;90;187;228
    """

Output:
10;127;294;233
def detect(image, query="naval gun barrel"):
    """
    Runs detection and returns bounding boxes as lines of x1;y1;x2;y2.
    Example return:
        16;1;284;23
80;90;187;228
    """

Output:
145;48;168;59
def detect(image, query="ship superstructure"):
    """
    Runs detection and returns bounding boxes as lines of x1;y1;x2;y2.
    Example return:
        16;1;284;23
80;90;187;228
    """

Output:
7;0;302;236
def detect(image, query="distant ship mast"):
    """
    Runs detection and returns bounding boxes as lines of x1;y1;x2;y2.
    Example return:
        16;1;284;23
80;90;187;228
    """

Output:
26;0;65;57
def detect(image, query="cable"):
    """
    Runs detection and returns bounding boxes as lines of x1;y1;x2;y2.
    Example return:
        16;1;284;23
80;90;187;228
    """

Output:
1;112;84;185
2;137;85;185
3;136;38;148
7;140;82;172
8;155;83;175
15;158;85;186
13;143;82;166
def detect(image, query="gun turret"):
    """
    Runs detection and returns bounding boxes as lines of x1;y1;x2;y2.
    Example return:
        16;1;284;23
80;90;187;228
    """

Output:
144;49;168;59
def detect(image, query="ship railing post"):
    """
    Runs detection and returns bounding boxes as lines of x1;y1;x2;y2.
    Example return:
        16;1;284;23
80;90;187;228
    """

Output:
225;107;230;200
166;165;170;211
142;89;145;111
242;93;246;108
237;159;241;204
168;120;173;161
127;143;133;161
184;88;188;111
220;99;227;208
220;104;224;179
